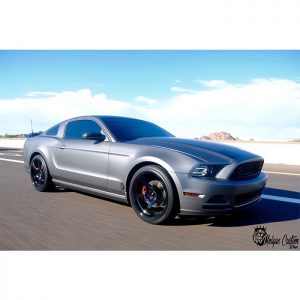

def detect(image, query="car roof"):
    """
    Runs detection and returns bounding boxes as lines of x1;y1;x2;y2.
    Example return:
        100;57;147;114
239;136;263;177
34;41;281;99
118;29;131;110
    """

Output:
63;115;144;122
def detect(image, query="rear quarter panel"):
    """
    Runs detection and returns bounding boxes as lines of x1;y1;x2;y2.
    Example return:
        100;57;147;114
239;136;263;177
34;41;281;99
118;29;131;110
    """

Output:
24;136;60;174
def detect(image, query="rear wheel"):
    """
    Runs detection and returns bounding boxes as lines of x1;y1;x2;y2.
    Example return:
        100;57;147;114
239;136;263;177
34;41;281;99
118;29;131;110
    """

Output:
129;165;179;224
30;154;55;192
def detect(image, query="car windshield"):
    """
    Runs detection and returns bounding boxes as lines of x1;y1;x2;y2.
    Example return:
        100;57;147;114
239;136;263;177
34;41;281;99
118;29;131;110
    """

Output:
100;117;174;142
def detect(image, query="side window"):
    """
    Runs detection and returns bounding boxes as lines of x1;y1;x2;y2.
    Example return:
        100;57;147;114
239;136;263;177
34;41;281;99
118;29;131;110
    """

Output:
64;120;103;140
45;124;60;136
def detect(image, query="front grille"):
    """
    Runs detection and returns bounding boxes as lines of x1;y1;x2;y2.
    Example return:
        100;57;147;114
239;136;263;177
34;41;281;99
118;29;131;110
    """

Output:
230;160;263;180
234;188;264;206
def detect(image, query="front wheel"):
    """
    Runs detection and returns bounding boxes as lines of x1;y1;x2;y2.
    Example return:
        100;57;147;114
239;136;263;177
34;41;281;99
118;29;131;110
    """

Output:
129;165;179;224
30;154;55;192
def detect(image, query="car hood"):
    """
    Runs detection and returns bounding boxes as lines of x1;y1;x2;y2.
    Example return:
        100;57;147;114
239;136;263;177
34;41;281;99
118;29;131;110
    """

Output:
128;137;260;164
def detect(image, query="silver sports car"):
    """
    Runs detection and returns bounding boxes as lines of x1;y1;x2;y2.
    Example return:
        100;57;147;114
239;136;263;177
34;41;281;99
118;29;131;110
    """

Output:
24;116;268;224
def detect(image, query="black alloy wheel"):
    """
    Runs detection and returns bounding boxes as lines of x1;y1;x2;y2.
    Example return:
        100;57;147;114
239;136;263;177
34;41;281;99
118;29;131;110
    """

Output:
129;165;179;224
30;154;54;192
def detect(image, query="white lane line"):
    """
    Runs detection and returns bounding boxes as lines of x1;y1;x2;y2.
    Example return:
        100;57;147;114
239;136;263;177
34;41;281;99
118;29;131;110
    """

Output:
264;170;300;177
0;153;22;157
0;158;24;164
262;194;300;204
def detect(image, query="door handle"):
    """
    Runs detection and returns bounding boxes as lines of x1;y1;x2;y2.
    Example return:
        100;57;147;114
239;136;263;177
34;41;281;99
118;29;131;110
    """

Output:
60;145;66;150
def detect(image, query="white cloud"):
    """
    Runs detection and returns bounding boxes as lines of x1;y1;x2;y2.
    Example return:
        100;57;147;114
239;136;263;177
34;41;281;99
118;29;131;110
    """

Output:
25;91;59;97
196;79;229;88
0;89;136;135
149;78;300;141
1;78;300;141
170;86;197;93
134;96;157;106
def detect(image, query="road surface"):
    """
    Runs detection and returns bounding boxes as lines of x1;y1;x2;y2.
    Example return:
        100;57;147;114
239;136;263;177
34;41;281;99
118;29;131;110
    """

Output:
0;148;299;250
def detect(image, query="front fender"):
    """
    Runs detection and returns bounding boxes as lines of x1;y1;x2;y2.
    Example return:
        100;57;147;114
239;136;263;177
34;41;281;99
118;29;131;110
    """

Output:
123;153;196;205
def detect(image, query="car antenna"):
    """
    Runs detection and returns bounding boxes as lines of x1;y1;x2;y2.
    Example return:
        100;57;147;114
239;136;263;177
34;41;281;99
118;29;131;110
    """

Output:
31;119;33;137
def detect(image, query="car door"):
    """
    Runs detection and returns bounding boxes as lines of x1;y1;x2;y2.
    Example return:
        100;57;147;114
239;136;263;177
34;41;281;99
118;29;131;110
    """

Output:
52;119;110;191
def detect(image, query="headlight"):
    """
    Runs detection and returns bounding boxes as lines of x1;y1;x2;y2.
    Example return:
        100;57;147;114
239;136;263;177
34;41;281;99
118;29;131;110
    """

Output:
192;165;213;177
192;165;225;177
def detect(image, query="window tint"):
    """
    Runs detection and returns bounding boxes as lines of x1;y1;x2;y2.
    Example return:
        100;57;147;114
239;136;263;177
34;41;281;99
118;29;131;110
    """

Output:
45;124;60;136
64;120;103;140
101;117;174;142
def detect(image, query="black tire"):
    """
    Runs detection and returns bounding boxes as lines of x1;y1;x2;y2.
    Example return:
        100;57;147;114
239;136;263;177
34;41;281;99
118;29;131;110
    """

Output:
129;165;179;224
30;154;55;192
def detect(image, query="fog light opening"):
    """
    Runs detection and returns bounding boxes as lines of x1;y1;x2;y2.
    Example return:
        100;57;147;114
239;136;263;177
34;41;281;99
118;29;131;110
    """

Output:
183;192;206;198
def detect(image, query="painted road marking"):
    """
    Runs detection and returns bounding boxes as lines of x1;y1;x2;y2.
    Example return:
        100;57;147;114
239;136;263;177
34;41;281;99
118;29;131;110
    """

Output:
0;158;24;164
264;170;300;177
262;194;299;204
0;153;22;157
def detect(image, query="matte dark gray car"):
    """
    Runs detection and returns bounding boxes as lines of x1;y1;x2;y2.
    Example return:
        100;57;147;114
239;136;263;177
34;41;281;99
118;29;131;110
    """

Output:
24;116;268;224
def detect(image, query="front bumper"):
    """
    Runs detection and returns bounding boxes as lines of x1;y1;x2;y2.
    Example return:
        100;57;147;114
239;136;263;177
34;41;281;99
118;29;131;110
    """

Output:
176;172;268;216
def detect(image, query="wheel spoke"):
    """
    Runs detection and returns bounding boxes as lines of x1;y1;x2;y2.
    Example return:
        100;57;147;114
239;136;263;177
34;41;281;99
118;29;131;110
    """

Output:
147;202;153;209
32;159;40;171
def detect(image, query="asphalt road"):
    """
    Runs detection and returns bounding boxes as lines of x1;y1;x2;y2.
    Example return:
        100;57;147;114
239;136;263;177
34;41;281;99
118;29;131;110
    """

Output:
0;148;299;250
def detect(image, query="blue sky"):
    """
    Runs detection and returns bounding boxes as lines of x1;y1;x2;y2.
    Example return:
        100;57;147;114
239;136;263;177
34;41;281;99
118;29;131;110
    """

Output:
1;50;299;100
0;50;299;140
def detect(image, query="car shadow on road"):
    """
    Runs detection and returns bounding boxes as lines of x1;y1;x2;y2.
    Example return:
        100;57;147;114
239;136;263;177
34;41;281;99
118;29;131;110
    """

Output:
210;200;299;227
50;187;74;193
170;189;300;227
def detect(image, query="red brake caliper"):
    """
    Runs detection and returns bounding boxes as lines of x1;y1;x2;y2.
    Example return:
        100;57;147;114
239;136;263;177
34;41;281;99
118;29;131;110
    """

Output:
141;185;147;195
141;185;148;203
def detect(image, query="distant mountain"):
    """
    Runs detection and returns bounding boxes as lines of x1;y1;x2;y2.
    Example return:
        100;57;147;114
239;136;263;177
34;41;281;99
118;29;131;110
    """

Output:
198;131;240;141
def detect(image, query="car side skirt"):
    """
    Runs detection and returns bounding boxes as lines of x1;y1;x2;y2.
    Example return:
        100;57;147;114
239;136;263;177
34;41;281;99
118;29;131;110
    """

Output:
52;179;128;204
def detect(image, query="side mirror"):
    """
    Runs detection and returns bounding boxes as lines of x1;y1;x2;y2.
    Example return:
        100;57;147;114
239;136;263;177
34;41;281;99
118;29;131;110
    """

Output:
82;132;106;142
